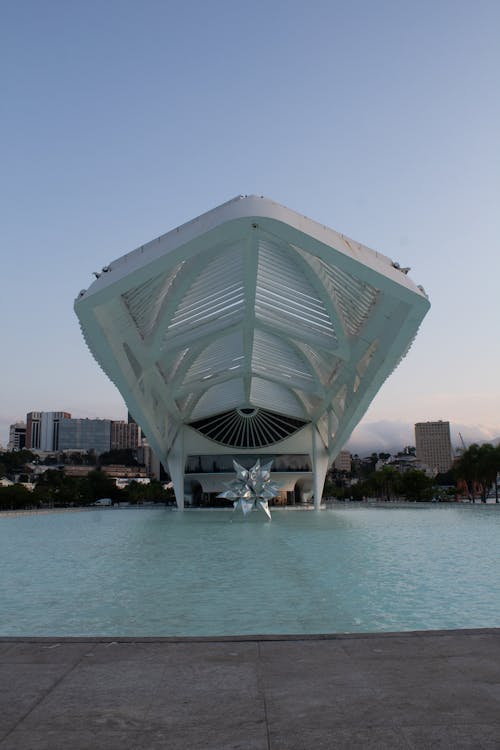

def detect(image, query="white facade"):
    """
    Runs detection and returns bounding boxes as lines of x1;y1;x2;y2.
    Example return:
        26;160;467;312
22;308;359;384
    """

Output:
75;196;430;508
26;411;71;451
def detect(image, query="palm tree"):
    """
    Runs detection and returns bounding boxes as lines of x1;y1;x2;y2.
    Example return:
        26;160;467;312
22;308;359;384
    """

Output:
477;443;500;502
455;444;477;501
455;443;500;503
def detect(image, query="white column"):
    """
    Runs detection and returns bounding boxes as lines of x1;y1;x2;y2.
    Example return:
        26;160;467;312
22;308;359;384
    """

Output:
168;428;185;510
312;426;328;511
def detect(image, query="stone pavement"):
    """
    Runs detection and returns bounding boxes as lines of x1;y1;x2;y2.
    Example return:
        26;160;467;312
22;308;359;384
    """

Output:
1;630;500;749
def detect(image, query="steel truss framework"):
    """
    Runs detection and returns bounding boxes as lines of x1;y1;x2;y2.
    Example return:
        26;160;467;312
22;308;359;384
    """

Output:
75;196;430;508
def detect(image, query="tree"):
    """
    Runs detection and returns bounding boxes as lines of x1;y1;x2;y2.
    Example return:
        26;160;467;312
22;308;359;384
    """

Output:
476;443;500;502
399;470;433;501
122;479;171;504
99;449;139;467
86;470;119;502
455;443;500;503
0;484;35;510
0;450;37;480
33;468;82;506
494;445;500;503
366;466;401;501
455;443;480;501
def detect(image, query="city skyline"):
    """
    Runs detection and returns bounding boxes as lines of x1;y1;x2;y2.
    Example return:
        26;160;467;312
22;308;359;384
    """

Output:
1;2;500;451
4;408;498;460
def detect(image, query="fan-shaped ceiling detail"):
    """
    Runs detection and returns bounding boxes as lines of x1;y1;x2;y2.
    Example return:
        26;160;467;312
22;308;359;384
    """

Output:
189;408;308;448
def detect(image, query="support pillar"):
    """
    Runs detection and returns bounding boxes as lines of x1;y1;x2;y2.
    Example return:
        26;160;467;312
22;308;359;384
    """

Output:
312;426;329;510
168;428;185;510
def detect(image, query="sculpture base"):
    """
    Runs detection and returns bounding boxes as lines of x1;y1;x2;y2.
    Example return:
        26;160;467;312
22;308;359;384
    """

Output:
233;499;272;520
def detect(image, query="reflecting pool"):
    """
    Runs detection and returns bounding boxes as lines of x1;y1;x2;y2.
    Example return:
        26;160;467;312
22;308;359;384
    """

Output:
1;506;500;636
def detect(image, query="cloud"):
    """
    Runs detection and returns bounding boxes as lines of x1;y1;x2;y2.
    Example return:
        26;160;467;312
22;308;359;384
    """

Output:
346;420;500;457
346;421;414;456
451;423;500;448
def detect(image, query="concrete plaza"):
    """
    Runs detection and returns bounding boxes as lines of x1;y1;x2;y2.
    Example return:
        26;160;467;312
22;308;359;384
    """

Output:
1;629;500;749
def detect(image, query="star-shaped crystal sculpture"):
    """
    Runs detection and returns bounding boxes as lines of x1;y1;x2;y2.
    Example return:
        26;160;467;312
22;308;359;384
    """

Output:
217;459;280;519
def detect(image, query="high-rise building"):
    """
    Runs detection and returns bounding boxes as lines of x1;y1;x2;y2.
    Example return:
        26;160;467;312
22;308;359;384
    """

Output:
26;412;41;450
414;421;453;474
26;412;71;451
111;420;141;450
8;422;26;451
334;450;352;473
58;418;111;454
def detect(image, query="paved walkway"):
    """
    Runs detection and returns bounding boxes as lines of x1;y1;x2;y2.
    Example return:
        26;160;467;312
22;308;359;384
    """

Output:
1;630;500;749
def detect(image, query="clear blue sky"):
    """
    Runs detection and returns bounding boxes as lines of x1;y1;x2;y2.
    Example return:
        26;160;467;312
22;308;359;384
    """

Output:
1;0;499;453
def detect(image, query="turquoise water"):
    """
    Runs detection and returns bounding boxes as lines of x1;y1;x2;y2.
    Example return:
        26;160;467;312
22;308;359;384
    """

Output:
1;506;500;636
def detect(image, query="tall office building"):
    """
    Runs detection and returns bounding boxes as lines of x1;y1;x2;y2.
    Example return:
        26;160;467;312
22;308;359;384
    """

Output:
111;420;141;450
26;412;71;451
58;418;112;454
8;422;26;451
414;421;453;474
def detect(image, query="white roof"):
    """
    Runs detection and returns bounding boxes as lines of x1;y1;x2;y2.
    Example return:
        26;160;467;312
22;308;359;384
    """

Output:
75;195;429;462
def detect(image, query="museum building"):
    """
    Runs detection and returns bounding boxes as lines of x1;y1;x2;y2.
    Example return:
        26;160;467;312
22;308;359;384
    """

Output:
75;196;430;508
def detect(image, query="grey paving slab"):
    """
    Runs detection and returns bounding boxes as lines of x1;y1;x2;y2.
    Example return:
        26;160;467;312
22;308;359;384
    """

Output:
340;633;439;659
18;660;165;733
82;640;173;665
373;680;500;726
0;662;72;735
423;632;500;657
145;686;264;728
269;725;411;750
351;655;468;689
401;723;500;750
0;729;139;750
137;722;269;750
259;640;374;688
1;631;500;749
142;641;261;733
447;654;500;683
1;642;90;665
